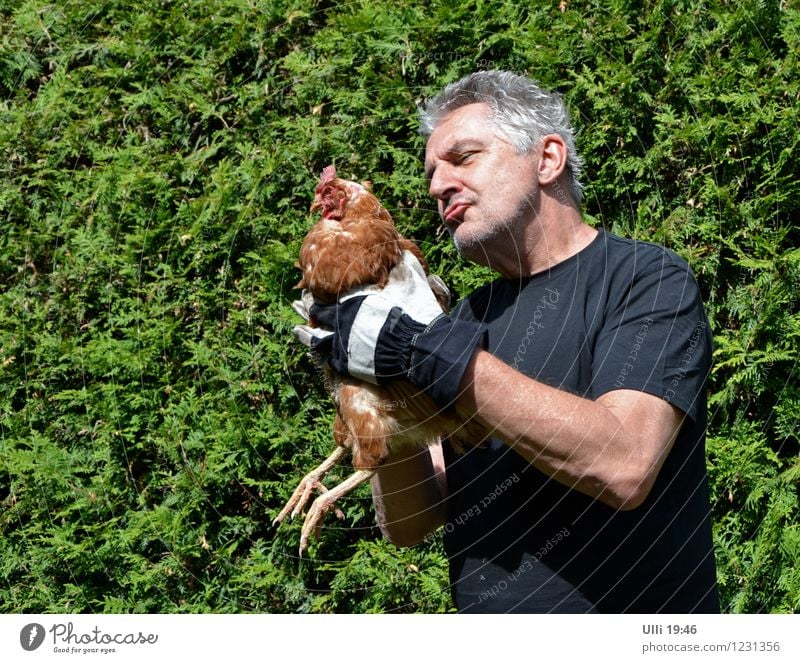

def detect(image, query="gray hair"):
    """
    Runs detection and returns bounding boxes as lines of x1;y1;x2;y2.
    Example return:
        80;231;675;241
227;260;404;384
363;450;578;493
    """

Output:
419;70;585;205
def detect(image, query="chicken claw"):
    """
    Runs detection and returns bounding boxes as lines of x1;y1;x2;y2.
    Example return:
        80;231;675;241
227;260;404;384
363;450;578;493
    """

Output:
298;469;376;556
273;446;348;526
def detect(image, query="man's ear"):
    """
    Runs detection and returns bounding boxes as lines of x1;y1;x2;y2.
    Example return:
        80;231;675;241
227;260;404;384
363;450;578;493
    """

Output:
537;134;568;187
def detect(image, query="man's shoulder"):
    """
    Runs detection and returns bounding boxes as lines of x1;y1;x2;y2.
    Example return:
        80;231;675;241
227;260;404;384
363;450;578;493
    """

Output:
602;230;693;276
451;230;697;318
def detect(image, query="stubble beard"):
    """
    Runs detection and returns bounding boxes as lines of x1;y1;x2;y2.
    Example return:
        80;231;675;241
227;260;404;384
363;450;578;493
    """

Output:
451;194;535;269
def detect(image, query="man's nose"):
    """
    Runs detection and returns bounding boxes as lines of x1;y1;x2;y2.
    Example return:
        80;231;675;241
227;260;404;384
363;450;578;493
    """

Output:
428;164;459;202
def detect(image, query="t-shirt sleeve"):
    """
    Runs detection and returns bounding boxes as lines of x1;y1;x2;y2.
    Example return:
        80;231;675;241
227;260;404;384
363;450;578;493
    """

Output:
590;263;711;423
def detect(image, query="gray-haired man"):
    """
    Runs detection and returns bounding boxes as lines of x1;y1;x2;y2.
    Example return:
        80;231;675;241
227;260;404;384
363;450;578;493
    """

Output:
309;71;719;613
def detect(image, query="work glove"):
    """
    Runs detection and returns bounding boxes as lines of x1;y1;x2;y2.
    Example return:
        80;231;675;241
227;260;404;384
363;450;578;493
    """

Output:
292;251;485;408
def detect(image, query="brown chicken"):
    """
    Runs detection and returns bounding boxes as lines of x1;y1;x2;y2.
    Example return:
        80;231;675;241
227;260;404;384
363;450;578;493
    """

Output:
273;165;486;555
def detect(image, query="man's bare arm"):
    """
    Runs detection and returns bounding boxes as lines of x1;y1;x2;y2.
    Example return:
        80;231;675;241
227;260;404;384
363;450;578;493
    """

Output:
456;349;685;510
371;347;685;546
370;442;448;547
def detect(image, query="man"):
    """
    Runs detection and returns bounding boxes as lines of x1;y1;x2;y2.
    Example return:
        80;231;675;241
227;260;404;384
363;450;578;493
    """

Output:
306;71;719;613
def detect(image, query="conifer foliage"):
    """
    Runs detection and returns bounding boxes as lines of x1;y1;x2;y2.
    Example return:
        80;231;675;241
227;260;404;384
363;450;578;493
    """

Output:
1;0;797;612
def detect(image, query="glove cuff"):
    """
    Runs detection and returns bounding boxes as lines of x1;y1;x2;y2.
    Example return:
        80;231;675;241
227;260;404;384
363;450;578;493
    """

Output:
407;316;486;407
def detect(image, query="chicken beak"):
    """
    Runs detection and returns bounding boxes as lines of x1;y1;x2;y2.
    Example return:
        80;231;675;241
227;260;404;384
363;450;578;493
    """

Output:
310;196;322;214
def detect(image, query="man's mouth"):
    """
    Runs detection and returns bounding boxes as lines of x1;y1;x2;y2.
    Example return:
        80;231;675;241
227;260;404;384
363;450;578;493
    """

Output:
444;202;470;223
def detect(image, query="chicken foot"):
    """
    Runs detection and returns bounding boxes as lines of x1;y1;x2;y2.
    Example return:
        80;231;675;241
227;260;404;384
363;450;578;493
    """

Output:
298;468;376;556
272;446;349;526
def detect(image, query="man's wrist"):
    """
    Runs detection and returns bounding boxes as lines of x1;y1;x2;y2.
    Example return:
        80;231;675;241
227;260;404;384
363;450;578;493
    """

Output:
404;316;486;408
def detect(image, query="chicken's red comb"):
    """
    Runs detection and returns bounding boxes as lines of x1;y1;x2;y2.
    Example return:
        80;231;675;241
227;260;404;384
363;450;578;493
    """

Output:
318;165;337;186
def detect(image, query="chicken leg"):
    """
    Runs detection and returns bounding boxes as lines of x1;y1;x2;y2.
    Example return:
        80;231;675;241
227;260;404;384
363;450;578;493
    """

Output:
273;446;349;526
298;468;376;556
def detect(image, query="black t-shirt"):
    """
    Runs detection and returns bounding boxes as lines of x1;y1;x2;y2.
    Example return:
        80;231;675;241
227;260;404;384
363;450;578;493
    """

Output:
443;229;719;613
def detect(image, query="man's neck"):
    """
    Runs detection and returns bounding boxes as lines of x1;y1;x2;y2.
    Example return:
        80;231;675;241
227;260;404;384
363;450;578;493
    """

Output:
494;203;597;279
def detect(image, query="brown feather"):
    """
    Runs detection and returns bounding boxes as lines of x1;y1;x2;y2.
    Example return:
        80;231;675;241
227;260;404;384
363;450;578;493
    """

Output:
299;166;487;470
274;167;489;554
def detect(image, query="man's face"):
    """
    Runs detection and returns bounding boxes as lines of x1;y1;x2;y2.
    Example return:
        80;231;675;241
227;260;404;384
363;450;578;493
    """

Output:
424;103;540;269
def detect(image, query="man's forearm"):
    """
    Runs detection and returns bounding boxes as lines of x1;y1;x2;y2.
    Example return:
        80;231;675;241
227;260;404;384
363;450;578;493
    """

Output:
455;349;683;510
370;443;448;547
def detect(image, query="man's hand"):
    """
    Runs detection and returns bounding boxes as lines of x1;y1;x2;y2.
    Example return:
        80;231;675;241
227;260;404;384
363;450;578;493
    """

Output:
292;251;485;407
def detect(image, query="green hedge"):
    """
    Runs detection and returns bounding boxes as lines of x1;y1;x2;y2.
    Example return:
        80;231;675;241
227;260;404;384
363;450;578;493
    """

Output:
1;0;797;612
